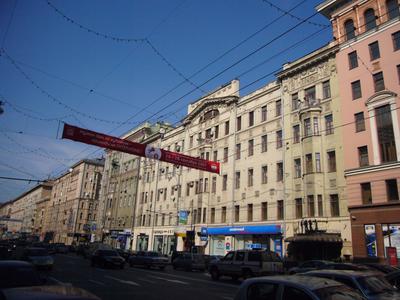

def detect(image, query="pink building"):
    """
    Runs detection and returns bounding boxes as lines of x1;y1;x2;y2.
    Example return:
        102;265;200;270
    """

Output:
317;0;400;262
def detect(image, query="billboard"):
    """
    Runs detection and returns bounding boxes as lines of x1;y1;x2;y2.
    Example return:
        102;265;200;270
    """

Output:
62;123;220;174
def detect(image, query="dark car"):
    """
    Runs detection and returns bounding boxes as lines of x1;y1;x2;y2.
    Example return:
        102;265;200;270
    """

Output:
304;270;400;300
90;249;125;269
129;251;169;270
288;260;332;274
172;252;206;271
115;248;132;261
363;263;399;274
53;243;69;254
234;275;364;300
323;263;370;272
17;248;54;270
0;261;43;289
385;270;400;289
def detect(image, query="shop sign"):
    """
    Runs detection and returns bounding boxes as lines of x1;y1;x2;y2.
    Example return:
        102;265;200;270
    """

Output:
386;247;398;266
364;225;377;257
153;229;174;235
178;211;189;225
203;225;281;236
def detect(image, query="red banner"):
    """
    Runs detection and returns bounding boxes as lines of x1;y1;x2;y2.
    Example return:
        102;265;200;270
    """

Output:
62;123;220;174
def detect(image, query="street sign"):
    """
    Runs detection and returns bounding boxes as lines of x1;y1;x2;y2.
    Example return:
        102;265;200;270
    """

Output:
62;123;220;174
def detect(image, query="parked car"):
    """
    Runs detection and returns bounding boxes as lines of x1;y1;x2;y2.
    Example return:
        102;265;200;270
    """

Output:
115;248;133;261
304;270;400;300
2;285;100;300
204;255;223;269
16;247;54;270
83;242;112;259
385;270;400;289
129;251;169;270
53;243;69;254
323;263;370;272
288;260;332;274
90;249;125;269
0;261;43;289
208;249;283;281
172;252;206;271
233;275;364;300
363;263;399;274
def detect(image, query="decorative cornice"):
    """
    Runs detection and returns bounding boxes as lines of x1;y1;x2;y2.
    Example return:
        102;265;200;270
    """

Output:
365;90;397;106
344;161;400;177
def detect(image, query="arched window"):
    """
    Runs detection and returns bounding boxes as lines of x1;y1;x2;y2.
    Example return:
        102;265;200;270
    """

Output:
364;8;377;31
386;0;399;20
344;19;355;40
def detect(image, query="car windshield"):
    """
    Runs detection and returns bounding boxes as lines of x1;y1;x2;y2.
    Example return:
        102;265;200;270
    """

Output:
357;275;396;295
98;250;118;256
0;266;41;288
26;249;49;256
314;285;364;300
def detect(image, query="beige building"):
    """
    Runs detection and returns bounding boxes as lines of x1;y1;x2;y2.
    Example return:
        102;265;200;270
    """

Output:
0;201;13;235
43;158;104;244
277;44;352;258
99;123;167;249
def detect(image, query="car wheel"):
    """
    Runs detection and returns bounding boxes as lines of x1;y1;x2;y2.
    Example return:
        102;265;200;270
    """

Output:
242;269;253;280
210;267;220;281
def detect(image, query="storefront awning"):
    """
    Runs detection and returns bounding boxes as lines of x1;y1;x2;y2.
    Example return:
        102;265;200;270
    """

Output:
285;233;342;243
202;225;281;236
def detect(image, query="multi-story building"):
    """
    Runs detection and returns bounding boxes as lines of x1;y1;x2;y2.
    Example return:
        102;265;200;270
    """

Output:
277;43;352;258
317;0;400;261
99;123;167;249
43;158;104;244
0;201;13;235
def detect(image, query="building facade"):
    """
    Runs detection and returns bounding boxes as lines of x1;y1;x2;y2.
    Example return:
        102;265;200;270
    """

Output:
318;0;400;261
43;158;104;244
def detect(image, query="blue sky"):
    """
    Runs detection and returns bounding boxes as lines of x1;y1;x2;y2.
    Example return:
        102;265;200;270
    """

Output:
0;0;332;202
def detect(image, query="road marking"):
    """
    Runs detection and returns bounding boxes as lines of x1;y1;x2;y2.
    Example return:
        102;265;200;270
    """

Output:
148;275;188;285
137;278;156;284
105;275;140;286
48;277;65;285
88;279;105;286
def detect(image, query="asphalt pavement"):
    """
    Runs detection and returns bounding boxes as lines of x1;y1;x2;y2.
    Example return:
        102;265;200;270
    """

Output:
48;254;240;300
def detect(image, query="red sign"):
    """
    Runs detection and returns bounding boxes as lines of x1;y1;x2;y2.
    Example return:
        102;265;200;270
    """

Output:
386;247;398;266
62;123;220;174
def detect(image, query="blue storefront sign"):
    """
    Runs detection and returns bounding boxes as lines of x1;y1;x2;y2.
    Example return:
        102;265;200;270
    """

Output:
201;225;281;236
274;238;282;257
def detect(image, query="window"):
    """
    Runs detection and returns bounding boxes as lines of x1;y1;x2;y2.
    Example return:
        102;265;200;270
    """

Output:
276;130;282;148
248;168;254;187
282;287;312;300
294;158;302;178
369;41;380;60
304;118;312;137
203;208;207;223
249;111;254;127
355;112;365;132
261;135;268;152
222;175;227;191
325;114;334;135
322;81;331;99
213;150;218;162
211;208;215;223
261;202;268;220
358;146;369;167
262;166;268;184
276;100;282;117
351;80;362;99
318;195;323;216
293;125;300;143
330;194;340;217
393;31;400;51
189;136;193;148
386;179;399;201
247;283;279;300
315;152;320;173
248;139;254;156
313;117;319;135
222;147;229;163
305;154;313;173
236;143;241;160
247;204;253;222
295;198;303;219
276;162;283;182
376;105;397;162
373;72;385;92
344;19;355;40
364;9;377;31
327;150;336;172
221;207;226;223
398;64;400;83
204;178;209;192
305;86;316;104
261;105;267;122
361;183;372;204
348;51;358;69
214;125;219;139
292;93;299;110
234;205;240;222
277;200;284;220
225;121;230;135
308;195;315;217
387;0;400;19
212;177;217;193
235;171;240;189
236;116;242;131
206;128;212;139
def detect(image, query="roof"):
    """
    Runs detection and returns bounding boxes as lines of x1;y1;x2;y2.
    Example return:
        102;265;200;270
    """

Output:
305;269;380;277
285;233;343;243
243;275;342;290
0;260;33;268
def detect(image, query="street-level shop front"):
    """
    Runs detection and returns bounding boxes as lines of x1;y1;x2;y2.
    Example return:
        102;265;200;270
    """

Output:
201;225;283;256
133;227;177;254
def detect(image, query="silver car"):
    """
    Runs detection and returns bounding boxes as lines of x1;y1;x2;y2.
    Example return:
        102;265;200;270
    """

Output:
20;247;54;270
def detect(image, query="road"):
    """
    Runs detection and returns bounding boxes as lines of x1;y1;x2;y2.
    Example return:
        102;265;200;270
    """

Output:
49;254;240;300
